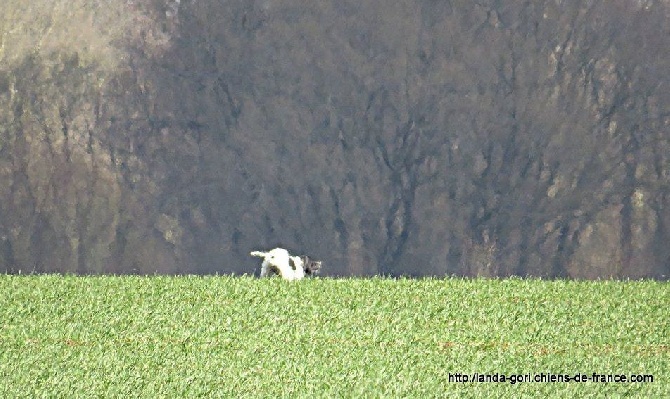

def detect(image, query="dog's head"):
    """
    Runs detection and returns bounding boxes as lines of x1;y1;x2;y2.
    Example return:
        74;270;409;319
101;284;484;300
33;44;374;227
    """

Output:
301;256;322;276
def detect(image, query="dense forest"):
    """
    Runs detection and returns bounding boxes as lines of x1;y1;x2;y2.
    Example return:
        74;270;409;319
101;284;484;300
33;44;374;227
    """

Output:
1;0;668;278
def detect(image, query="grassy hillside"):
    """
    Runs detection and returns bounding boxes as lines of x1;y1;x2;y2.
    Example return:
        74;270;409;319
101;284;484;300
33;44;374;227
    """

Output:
0;275;667;397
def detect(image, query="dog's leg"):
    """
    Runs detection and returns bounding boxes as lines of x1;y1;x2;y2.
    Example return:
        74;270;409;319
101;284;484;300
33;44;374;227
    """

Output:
289;256;305;280
259;258;290;279
259;259;270;278
275;260;296;280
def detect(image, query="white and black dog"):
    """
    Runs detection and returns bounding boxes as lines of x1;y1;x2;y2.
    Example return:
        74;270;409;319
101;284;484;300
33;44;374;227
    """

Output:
250;248;322;281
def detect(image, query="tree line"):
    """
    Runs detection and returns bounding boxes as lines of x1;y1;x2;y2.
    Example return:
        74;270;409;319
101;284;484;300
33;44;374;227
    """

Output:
1;0;668;278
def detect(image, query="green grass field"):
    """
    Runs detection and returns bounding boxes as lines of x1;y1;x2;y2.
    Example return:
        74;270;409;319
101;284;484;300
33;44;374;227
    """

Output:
0;275;667;397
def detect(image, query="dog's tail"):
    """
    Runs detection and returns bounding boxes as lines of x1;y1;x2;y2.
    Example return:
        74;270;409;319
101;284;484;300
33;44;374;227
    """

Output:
250;251;268;258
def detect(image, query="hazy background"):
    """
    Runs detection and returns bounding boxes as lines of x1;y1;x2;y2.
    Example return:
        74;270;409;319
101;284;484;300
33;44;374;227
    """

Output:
1;0;668;278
